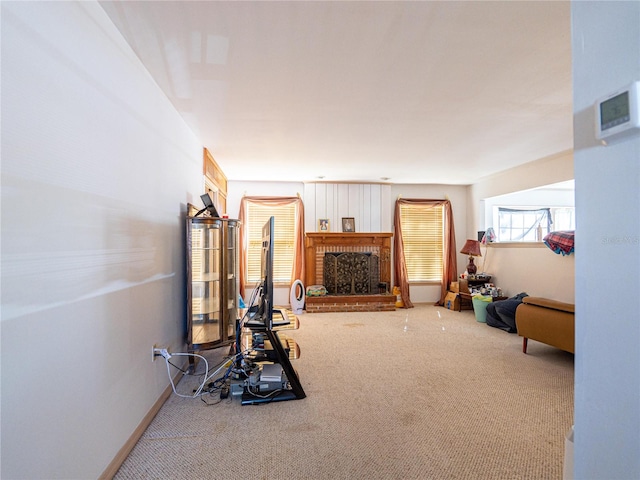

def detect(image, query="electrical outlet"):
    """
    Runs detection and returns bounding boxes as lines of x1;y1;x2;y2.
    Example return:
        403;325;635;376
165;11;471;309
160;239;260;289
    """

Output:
152;345;171;362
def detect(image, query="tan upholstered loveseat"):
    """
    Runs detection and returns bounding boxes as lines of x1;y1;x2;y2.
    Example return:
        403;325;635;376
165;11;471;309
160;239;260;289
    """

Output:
515;297;575;354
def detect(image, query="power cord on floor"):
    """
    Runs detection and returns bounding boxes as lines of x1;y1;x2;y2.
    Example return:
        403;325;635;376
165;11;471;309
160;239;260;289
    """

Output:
162;350;249;400
163;352;210;398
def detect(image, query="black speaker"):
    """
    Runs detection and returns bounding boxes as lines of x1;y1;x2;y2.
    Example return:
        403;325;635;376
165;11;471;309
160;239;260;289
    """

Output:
477;231;485;242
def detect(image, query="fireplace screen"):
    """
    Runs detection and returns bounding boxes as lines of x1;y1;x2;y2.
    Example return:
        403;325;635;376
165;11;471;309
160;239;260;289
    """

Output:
323;252;380;295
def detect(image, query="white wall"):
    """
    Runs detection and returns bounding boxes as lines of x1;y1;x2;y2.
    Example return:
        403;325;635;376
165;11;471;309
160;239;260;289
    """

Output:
483;245;574;303
468;151;575;303
303;183;393;233
572;2;640;478
1;3;203;478
484;184;574;230
470;149;574;221
226;181;305;219
228;181;468;305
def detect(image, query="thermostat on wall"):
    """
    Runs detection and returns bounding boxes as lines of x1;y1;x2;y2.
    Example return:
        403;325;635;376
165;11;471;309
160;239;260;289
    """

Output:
595;81;640;145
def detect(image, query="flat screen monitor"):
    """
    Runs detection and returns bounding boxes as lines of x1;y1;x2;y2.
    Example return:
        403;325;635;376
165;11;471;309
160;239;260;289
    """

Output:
199;193;220;218
257;216;275;329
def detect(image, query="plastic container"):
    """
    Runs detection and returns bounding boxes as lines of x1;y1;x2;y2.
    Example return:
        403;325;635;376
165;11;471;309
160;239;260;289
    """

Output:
472;295;492;323
392;286;404;308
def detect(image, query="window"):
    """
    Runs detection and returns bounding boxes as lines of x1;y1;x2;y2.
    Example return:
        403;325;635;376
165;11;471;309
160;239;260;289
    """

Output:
399;203;444;282
246;202;297;284
495;207;575;242
551;207;575;231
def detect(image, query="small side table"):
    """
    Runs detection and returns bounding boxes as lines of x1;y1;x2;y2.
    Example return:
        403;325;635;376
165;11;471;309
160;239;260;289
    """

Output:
458;292;474;311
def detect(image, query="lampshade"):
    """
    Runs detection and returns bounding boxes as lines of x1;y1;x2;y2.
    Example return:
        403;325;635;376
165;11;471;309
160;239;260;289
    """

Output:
460;239;482;257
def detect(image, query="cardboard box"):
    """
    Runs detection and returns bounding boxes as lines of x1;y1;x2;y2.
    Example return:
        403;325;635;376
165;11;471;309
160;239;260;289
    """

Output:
450;281;459;293
459;278;470;294
444;291;460;310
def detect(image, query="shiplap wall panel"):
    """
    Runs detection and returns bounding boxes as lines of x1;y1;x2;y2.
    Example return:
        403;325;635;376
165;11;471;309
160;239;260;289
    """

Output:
305;185;317;229
373;184;384;232
362;185;372;232
381;185;392;228
328;183;337;226
304;183;391;233
337;184;349;223
348;185;360;229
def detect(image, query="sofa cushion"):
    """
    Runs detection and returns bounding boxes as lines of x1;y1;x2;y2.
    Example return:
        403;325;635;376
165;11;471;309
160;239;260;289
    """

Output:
522;296;574;313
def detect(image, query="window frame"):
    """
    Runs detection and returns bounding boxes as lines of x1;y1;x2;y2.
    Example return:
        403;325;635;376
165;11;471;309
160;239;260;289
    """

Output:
398;203;445;284
245;202;297;286
493;206;575;243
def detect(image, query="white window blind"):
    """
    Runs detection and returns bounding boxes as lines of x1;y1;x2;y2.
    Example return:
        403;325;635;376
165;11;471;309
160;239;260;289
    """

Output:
246;202;296;284
399;204;444;282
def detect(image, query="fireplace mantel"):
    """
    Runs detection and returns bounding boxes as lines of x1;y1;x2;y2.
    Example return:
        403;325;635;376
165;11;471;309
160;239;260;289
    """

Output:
304;232;393;290
306;232;393;245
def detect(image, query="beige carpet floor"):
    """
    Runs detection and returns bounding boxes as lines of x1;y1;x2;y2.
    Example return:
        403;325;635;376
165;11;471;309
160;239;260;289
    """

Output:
115;304;574;479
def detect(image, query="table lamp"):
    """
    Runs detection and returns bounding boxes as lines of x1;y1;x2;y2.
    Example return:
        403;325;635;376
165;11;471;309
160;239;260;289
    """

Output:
460;239;482;275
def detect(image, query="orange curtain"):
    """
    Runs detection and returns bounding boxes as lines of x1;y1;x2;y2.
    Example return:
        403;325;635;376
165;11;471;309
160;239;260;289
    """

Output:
393;198;457;308
237;196;305;300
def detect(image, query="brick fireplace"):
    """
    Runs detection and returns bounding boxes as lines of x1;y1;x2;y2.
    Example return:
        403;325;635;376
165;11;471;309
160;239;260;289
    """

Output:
304;232;395;313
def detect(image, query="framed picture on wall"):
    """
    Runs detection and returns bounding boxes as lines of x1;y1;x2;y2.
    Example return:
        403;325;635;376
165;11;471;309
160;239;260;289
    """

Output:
342;217;355;232
318;218;330;232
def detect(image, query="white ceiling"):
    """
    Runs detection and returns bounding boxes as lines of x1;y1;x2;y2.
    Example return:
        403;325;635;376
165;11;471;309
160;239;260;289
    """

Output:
100;1;573;185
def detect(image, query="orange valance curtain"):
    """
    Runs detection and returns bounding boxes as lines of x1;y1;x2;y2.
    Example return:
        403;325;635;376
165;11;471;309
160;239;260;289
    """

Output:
393;198;457;308
237;196;305;300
